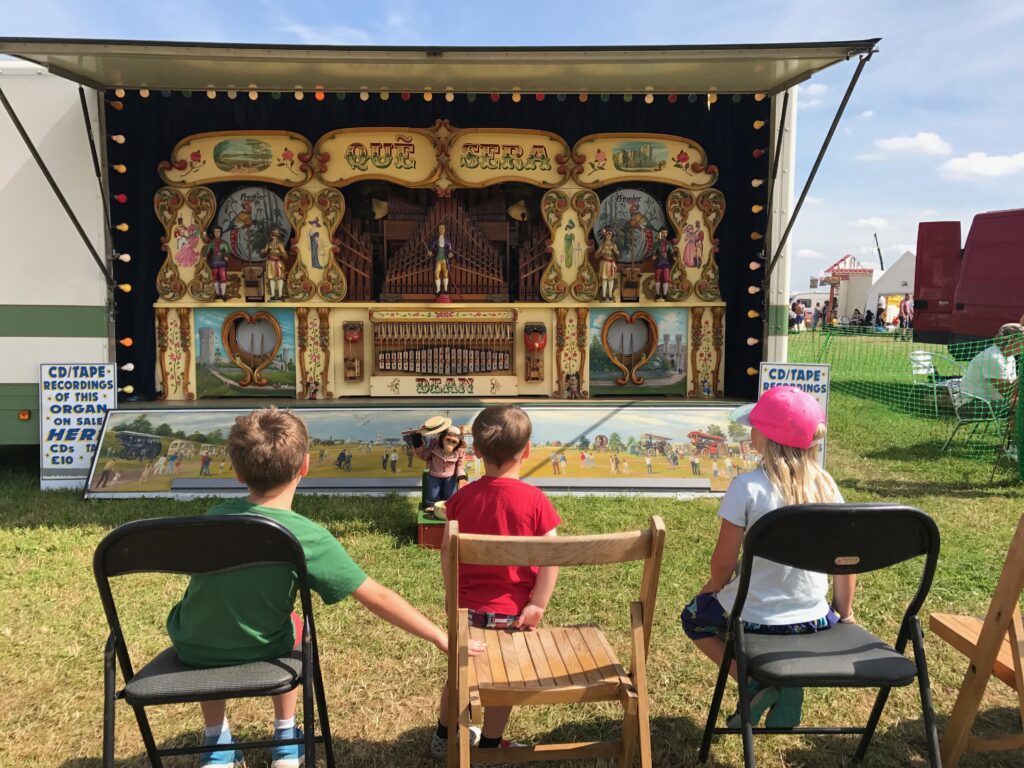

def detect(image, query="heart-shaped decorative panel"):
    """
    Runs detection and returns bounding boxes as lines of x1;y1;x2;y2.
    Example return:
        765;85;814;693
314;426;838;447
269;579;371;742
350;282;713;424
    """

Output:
600;311;658;385
221;311;283;386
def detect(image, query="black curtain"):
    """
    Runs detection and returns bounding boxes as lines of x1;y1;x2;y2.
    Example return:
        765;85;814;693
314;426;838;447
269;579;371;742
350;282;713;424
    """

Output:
106;90;770;401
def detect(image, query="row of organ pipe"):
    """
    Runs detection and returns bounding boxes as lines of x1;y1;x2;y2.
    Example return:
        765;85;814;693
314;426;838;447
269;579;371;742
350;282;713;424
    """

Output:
373;321;514;375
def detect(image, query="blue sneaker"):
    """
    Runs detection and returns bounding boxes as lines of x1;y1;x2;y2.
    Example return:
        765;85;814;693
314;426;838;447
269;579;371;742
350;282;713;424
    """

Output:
271;725;304;768
199;731;245;768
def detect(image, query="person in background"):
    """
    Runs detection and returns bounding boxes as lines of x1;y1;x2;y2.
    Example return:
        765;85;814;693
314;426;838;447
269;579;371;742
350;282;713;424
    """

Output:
899;293;914;330
811;302;822;331
681;387;855;730
961;323;1024;409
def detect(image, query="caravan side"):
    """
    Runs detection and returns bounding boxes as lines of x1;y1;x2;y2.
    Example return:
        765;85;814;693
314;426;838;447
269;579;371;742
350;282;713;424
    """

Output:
0;62;110;444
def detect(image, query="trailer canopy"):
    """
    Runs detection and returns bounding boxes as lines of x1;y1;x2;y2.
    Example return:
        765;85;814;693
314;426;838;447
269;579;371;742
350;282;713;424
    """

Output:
0;37;878;95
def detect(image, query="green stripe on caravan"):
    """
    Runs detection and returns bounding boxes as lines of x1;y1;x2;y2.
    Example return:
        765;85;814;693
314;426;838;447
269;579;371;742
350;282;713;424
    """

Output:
0;305;108;337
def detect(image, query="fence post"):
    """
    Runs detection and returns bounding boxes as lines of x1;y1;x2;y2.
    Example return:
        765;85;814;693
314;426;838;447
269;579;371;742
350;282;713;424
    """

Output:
1017;390;1023;482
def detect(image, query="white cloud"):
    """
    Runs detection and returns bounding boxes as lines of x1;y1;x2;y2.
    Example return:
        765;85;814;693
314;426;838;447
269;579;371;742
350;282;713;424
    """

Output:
919;209;939;217
798;82;829;109
940;151;1024;180
797;248;821;258
855;152;885;162
278;20;372;44
857;245;876;256
805;195;824;206
860;110;874;118
851;217;890;230
874;132;953;156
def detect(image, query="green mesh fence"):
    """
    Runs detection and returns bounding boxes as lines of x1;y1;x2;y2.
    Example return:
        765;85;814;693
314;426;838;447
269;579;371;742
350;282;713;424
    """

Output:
788;326;1022;478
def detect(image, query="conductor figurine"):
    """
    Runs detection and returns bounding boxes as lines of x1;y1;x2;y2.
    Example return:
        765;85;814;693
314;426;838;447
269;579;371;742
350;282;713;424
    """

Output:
426;223;455;301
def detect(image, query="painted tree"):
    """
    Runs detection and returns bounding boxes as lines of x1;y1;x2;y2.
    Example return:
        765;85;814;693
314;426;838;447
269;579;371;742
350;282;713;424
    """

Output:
609;432;624;452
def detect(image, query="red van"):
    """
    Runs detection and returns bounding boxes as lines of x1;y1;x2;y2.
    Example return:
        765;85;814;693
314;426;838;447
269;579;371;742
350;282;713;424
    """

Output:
914;209;1024;344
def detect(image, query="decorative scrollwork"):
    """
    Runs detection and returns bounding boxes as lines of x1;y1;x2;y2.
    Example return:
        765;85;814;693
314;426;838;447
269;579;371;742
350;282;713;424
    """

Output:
568;189;601;302
314;188;348;302
571;189;599;232
283;188;316;301
541;190;569;231
538;190;570;303
154;188;186;300
695;189;726;301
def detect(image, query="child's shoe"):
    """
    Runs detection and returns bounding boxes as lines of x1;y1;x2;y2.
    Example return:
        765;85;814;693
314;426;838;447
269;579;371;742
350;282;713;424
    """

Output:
270;725;304;768
764;687;804;728
430;724;481;759
199;731;245;768
726;679;779;729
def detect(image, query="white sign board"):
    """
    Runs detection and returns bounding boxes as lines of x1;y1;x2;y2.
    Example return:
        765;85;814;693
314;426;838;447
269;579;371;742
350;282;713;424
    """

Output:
757;362;831;465
39;364;117;490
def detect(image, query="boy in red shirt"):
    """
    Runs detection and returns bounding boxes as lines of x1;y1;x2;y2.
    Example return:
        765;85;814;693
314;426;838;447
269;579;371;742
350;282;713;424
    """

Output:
431;405;561;757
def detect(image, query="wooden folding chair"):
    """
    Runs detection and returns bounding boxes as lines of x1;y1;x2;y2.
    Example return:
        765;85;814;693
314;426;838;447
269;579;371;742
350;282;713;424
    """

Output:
931;513;1024;767
444;517;665;768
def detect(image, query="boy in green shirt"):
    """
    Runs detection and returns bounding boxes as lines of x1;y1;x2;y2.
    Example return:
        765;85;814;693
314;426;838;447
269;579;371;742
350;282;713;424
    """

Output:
168;407;467;768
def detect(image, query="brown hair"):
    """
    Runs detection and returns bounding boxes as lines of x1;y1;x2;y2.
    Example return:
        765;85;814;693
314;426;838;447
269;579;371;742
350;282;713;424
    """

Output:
228;407;308;494
471;405;532;466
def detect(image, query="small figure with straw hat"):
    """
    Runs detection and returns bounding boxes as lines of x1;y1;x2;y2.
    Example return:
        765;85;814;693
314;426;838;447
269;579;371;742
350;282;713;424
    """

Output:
403;415;468;515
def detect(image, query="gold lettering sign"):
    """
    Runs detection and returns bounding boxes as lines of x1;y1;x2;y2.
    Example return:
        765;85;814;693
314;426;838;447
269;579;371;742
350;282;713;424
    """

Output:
572;133;718;189
316;128;440;188
447;129;570;188
369;375;518;397
159;131;313;186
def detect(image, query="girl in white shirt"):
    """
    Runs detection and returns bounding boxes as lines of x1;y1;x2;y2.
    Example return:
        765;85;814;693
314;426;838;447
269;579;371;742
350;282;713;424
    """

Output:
681;386;856;728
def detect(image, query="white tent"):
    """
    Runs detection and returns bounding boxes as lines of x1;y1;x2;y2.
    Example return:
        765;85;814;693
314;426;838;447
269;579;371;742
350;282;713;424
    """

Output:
865;250;915;323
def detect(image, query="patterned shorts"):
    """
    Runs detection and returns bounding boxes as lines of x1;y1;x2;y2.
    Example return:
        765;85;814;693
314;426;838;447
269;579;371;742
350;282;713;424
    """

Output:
680;592;838;641
467;609;519;629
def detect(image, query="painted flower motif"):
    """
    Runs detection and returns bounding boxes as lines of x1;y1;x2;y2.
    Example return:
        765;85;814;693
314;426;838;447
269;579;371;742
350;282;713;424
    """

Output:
278;147;297;170
673;150;689;168
180;149;205;177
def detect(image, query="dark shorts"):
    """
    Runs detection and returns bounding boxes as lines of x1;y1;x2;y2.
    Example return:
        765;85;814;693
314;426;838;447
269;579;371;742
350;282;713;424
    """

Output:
211;266;227;282
655;266;671;282
680;593;838;641
467;609;519;629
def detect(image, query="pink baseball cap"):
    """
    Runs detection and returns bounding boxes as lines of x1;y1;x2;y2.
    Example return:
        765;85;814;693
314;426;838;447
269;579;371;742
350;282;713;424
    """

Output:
729;386;825;449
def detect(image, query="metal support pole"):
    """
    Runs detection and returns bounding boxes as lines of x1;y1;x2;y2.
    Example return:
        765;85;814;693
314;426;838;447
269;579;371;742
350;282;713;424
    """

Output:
765;48;876;281
79;84;111;230
0;84;113;285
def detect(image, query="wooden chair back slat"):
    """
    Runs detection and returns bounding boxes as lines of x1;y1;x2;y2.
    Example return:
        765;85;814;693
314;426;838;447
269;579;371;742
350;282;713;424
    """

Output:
455;529;653;567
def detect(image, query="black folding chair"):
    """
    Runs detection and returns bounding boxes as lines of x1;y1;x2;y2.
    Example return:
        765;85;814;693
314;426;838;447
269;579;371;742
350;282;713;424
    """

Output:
698;503;941;768
94;515;335;768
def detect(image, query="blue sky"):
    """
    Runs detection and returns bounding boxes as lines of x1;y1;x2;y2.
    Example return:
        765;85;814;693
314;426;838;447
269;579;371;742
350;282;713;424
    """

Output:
3;0;1021;293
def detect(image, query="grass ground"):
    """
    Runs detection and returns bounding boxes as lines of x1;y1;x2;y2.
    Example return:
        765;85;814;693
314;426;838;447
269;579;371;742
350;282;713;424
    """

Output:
3;340;1024;766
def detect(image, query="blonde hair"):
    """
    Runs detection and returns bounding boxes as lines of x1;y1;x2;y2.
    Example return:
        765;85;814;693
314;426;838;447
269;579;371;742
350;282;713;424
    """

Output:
759;423;839;505
228;407;308;494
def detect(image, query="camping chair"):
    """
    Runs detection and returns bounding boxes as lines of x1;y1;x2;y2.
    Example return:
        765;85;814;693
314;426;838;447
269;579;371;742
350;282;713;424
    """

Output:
697;503;941;768
444;517;665;768
942;378;1007;452
906;350;963;418
930;514;1024;767
94;515;335;768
